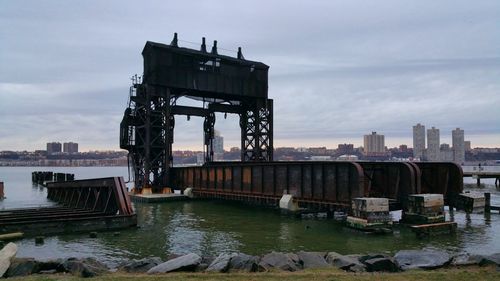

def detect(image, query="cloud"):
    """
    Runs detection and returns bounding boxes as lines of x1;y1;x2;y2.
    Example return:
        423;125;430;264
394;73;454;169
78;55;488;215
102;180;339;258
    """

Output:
0;0;499;151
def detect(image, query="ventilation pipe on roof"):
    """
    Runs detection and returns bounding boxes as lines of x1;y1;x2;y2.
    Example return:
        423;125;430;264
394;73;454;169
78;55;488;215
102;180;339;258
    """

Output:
211;40;218;55
201;37;207;53
237;47;245;60
170;33;178;47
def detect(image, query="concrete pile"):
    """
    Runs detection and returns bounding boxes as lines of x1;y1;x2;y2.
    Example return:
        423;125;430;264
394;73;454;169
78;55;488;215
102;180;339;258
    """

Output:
459;193;485;213
346;198;392;231
403;194;444;224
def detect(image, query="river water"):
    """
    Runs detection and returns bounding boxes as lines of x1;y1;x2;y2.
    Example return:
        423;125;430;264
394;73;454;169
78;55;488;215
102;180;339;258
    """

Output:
0;166;499;268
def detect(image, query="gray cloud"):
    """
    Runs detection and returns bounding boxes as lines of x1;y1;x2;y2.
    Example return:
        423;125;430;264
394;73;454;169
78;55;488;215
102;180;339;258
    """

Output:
0;0;499;151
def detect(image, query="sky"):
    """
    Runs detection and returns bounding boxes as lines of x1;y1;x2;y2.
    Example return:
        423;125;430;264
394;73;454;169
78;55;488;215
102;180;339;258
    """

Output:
1;0;499;151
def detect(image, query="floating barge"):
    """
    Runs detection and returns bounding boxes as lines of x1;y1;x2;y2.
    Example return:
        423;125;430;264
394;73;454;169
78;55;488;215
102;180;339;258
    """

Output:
0;177;137;236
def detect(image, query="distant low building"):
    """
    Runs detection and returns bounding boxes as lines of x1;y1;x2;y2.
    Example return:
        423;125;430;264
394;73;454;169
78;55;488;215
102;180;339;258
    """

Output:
309;147;327;155
337;154;359;161
337;143;354;155
196;153;205;165
310;155;331;161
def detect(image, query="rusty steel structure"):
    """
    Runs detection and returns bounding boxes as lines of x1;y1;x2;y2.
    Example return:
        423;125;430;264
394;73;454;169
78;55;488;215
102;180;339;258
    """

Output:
0;177;136;235
172;161;463;211
120;34;464;210
120;33;273;191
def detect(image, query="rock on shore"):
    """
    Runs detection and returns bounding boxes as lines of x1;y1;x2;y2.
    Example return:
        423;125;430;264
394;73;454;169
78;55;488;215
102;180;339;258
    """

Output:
120;257;163;273
3;244;500;278
394;250;451;270
147;253;201;274
258;252;302;271
0;243;17;277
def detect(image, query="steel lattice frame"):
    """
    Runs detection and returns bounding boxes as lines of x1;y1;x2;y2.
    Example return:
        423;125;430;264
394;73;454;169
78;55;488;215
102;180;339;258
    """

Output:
120;36;273;191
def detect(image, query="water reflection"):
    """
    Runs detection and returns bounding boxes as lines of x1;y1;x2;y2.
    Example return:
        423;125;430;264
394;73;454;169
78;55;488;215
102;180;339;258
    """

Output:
2;167;500;267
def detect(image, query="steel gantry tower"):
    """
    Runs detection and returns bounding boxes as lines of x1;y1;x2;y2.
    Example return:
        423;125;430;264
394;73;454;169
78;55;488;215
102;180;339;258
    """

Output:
120;33;273;192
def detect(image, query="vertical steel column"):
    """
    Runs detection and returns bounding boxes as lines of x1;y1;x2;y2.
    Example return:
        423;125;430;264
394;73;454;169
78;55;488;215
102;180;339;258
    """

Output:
240;99;273;161
204;112;216;163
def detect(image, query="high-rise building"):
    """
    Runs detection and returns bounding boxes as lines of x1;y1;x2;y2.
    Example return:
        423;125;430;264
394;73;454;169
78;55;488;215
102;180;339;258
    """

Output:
452;128;465;164
63;142;79;154
208;131;224;161
464;141;471;151
412;123;425;159
46;142;62;154
440;143;454;161
213;134;224;154
363;132;385;155
426;127;440;161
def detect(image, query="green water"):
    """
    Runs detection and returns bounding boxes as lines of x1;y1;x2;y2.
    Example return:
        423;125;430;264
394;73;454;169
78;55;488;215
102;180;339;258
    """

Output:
1;167;499;268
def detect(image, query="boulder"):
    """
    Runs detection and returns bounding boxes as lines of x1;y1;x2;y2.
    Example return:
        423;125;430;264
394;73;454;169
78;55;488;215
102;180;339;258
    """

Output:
296;251;329;269
206;253;237;272
0;242;17;277
228;253;260;272
359;254;386;263
121;257;163;273
394;250;451;270
478;253;500;266
58;257;108;278
147;253;201;274
258;252;302;272
349;264;367;273
325;252;343;265
5;258;40;277
195;256;216;272
38;259;63;272
39;269;58;274
325;252;365;272
363;257;399;272
451;253;482;266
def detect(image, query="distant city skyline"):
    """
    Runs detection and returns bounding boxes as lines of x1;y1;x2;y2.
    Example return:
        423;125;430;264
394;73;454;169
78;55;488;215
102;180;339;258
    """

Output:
1;1;499;151
3;129;496;153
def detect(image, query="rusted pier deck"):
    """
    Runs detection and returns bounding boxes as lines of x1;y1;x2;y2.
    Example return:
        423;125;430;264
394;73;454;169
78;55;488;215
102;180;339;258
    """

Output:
171;161;463;212
0;177;136;236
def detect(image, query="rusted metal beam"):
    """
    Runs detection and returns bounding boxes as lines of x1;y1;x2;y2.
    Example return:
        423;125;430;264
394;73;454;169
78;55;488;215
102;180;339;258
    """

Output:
0;177;136;237
172;161;464;211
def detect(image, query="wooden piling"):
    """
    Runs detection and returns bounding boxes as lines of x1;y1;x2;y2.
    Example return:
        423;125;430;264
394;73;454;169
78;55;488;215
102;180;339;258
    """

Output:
485;192;491;213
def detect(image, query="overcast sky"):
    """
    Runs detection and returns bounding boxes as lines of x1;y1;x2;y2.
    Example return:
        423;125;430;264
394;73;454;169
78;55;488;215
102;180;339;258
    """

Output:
1;0;499;151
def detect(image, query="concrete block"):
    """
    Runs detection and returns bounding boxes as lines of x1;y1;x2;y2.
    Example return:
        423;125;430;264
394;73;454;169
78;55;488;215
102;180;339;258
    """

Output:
460;193;485;208
458;193;485;213
408;194;443;207
184;188;194;198
279;194;299;212
141;187;153;195
401;213;445;224
351;211;391;223
352;198;389;212
346;216;392;231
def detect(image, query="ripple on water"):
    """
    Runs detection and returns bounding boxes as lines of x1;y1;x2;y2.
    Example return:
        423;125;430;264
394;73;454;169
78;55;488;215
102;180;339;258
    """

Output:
3;167;500;266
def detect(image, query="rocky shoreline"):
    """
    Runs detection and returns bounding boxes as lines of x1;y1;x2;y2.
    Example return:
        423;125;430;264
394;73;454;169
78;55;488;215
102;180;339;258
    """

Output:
1;242;499;278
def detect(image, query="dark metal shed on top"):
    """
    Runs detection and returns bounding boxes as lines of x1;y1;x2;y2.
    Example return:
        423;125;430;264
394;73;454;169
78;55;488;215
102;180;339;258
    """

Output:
142;40;269;100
